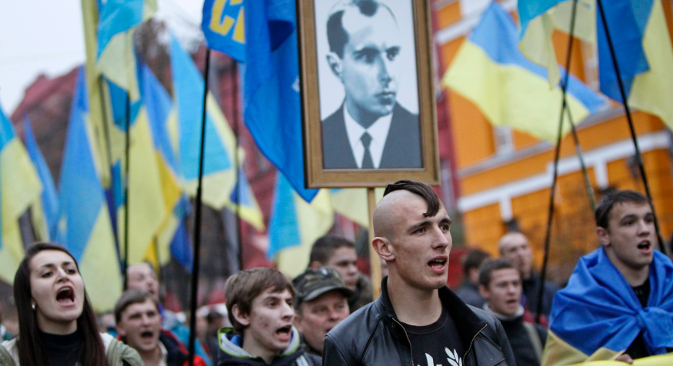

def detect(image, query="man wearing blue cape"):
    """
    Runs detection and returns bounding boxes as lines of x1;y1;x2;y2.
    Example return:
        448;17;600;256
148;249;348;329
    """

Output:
542;190;673;365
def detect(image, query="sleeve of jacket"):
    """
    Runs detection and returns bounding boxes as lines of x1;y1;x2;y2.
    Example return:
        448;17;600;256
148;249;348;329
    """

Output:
493;318;517;366
322;333;352;366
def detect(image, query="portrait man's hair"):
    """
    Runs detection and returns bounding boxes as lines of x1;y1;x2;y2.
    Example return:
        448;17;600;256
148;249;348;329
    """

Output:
327;0;397;58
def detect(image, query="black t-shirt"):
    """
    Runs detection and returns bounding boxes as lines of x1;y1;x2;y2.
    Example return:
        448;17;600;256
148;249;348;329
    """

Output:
402;305;465;366
40;329;84;366
626;279;651;360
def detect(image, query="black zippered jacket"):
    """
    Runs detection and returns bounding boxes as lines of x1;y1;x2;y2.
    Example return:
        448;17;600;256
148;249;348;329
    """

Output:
323;277;517;366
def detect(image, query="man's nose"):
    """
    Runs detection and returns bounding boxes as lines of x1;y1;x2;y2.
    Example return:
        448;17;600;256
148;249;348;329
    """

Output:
281;302;294;319
377;56;393;83
431;227;450;249
638;220;652;234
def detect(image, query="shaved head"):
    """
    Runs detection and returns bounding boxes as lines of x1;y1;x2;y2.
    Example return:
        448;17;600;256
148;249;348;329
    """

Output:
373;190;413;239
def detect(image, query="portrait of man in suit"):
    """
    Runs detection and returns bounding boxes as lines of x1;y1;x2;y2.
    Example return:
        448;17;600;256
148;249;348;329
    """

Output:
320;0;422;170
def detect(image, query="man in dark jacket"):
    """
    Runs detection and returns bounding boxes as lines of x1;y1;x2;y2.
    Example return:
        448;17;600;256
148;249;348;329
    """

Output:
479;258;546;366
324;180;516;366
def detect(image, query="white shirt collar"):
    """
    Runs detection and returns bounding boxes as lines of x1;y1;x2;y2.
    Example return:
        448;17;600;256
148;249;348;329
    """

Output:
159;341;168;366
343;105;393;168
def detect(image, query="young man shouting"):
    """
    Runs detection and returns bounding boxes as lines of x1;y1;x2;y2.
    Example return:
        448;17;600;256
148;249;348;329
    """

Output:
543;190;673;365
324;180;515;366
219;268;321;366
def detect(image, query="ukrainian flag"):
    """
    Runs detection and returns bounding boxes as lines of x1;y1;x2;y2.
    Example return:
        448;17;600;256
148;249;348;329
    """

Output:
0;101;42;284
443;2;605;143
268;173;333;277
58;68;121;312
169;35;237;210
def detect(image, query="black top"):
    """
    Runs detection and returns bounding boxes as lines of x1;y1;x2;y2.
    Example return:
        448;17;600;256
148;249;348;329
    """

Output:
626;278;651;359
40;329;83;366
499;316;547;366
402;305;465;366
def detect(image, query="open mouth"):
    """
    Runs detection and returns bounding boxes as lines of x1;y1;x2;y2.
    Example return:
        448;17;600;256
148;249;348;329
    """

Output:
428;258;446;269
56;287;75;304
140;331;154;340
276;325;292;337
638;241;652;252
506;298;518;306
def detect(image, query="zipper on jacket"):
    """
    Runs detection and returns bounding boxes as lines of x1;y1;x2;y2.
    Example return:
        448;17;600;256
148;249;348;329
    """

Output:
391;318;415;366
463;324;488;360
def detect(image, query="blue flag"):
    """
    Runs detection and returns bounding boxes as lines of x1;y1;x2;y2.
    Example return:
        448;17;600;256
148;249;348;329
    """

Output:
202;0;246;62
243;0;317;202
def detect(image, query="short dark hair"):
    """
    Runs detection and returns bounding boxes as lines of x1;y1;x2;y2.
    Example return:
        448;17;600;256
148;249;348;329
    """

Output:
225;268;295;333
384;179;441;217
462;249;490;276
326;0;395;58
309;235;356;265
114;289;158;324
478;258;518;288
13;242;107;366
595;190;650;229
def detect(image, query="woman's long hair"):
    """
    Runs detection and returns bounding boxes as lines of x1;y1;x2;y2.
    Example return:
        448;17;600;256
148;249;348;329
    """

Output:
14;242;108;366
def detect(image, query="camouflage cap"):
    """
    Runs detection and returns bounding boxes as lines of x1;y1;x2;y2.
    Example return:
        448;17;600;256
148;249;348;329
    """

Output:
292;267;354;309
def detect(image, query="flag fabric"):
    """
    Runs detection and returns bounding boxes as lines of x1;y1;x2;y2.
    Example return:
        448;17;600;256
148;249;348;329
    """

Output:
542;247;673;366
609;0;673;130
169;35;238;209
226;166;265;231
442;2;605;143
268;173;333;277
58;68;121;311
0;101;42;284
138;59;192;268
518;0;596;86
95;0;156;100
23;116;59;240
202;0;246;62
567;353;673;366
242;0;317;202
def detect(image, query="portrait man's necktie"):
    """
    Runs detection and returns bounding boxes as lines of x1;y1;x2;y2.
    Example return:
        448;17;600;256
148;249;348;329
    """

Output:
361;132;374;169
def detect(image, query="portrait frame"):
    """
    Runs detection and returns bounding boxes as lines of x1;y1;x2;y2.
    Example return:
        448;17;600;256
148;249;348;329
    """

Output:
297;0;440;188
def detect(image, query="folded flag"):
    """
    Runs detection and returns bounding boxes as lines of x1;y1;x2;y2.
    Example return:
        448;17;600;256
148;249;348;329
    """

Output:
202;0;246;62
443;2;605;143
543;247;673;366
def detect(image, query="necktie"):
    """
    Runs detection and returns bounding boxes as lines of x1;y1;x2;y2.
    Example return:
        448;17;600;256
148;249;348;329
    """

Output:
361;132;374;169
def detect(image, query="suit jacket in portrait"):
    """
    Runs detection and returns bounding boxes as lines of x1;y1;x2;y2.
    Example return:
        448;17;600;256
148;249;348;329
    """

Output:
321;103;422;169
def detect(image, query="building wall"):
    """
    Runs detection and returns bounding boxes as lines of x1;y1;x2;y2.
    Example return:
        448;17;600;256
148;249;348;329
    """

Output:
433;0;673;282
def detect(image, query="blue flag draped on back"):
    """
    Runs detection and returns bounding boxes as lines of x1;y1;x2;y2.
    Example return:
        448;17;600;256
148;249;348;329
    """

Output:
545;247;673;363
242;0;317;202
202;0;246;62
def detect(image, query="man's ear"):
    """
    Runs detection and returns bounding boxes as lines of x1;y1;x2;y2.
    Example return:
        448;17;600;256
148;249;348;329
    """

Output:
326;52;343;79
478;284;489;300
231;304;250;327
116;324;127;338
309;261;322;270
372;237;394;261
596;226;610;247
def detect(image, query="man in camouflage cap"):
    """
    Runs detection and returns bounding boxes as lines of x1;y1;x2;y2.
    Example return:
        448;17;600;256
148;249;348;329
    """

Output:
293;268;353;356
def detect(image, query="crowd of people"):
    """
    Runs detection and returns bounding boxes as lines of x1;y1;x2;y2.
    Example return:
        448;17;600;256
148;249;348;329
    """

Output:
0;180;671;366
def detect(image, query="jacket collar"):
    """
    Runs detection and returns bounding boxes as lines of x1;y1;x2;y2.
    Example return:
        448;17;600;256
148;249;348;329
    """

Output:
378;276;488;347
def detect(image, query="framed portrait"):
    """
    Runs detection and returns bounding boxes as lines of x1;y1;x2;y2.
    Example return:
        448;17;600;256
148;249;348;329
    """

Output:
298;0;440;188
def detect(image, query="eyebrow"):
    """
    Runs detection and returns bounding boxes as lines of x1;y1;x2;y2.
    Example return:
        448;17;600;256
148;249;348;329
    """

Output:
36;261;75;270
408;216;452;232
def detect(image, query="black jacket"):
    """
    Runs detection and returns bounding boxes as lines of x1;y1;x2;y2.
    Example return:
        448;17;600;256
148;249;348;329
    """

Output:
323;278;516;366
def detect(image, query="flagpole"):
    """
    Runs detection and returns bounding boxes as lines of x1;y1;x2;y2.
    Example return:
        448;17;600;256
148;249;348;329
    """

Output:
536;0;580;323
232;61;243;272
188;47;211;366
123;91;131;284
596;0;666;255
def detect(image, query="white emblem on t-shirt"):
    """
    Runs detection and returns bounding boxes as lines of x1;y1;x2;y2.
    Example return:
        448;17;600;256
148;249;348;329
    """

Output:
418;348;462;366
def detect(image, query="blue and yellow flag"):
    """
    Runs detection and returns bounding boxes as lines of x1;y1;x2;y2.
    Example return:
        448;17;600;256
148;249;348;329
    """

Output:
0;100;42;284
268;173;333;277
57;68;121;311
442;2;605;143
227;166;265;231
169;35;237;209
23;116;59;241
543;247;673;366
202;0;246;62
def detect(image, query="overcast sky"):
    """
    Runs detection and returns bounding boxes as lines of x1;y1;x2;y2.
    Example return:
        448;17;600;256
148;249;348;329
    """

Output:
0;0;205;115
